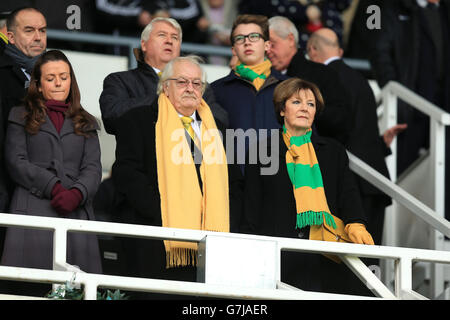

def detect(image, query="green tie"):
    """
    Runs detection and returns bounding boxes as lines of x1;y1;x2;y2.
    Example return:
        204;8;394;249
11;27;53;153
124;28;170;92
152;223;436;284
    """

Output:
181;116;195;141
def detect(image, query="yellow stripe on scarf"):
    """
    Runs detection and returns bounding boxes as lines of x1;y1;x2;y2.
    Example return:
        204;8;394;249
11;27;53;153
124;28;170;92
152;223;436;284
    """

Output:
282;128;335;229
155;93;230;268
234;59;272;91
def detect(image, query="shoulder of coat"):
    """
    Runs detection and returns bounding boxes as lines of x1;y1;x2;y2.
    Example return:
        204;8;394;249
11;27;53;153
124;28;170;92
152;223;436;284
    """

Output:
8;105;27;125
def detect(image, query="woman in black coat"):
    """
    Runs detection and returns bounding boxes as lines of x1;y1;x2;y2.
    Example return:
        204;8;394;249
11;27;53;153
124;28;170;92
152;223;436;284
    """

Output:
1;50;102;296
241;78;374;293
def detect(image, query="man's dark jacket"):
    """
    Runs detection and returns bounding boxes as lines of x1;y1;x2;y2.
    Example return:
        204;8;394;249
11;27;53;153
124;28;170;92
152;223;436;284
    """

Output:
286;51;352;145
0;45;29;211
111;100;243;279
328;58;391;204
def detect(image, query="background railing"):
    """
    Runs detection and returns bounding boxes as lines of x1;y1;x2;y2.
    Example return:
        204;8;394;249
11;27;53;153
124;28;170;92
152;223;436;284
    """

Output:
47;29;371;71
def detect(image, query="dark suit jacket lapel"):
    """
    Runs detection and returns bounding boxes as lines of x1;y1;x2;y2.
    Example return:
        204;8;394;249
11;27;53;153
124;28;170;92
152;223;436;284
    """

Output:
11;64;29;89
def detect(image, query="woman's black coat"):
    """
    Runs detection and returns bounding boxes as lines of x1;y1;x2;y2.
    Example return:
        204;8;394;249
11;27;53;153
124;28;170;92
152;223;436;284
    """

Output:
241;129;367;291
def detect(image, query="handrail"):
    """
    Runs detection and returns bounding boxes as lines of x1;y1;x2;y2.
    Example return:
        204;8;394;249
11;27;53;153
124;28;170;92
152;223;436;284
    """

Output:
381;81;450;125
361;80;449;297
46;29;371;71
348;151;450;237
0;213;449;300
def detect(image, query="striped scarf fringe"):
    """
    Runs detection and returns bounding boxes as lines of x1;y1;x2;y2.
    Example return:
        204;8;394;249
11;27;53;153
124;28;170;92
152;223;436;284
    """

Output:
296;210;337;230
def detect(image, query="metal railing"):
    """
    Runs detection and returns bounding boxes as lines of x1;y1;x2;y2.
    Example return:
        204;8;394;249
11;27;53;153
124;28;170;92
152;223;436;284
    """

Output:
47;29;371;71
1;213;450;300
365;81;450;297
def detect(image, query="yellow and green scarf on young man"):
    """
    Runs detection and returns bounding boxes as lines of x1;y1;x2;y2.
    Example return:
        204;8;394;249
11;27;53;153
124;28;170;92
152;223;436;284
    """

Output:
234;58;272;91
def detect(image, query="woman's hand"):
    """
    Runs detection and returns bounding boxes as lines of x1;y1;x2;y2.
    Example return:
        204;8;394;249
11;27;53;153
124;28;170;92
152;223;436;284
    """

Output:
51;188;83;215
345;223;375;245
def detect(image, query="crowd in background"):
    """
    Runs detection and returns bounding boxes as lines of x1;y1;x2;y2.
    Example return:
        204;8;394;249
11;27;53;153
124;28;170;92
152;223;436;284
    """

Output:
0;0;376;63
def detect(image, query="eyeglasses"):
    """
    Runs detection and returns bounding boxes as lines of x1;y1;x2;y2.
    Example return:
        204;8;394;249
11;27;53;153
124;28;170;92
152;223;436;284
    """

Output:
167;77;204;90
233;32;264;45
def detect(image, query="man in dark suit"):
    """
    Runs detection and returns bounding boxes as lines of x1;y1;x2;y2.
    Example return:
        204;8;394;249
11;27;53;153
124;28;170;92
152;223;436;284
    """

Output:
371;0;450;220
112;56;242;299
306;27;395;247
0;7;47;258
267;15;352;145
99;17;227;136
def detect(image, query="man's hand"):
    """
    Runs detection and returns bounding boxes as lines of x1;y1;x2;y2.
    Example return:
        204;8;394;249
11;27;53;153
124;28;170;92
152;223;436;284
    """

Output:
383;123;408;147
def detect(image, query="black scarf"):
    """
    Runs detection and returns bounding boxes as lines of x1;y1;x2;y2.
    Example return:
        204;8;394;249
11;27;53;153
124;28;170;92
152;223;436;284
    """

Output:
3;43;44;75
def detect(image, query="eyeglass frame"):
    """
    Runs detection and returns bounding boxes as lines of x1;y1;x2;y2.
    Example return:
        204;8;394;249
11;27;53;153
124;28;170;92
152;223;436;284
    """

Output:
166;77;205;91
232;32;265;45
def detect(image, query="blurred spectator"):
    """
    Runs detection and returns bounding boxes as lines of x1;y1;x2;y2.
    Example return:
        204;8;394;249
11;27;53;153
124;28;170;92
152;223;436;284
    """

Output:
345;0;383;61
371;0;450;175
199;0;239;65
142;0;209;44
267;16;351;145
95;0;143;36
238;0;351;50
0;1;97;52
371;0;450;221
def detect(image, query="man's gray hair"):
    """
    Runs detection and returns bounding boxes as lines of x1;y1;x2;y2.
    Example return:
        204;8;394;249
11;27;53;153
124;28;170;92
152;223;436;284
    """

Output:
141;17;182;42
268;16;299;47
0;19;6;29
157;55;207;95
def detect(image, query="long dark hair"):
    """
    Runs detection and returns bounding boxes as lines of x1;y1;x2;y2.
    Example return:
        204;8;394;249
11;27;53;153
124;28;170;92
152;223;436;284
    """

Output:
24;49;97;137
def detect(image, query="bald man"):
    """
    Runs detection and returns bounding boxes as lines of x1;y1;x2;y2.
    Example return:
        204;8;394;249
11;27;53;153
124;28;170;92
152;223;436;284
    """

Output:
307;28;394;250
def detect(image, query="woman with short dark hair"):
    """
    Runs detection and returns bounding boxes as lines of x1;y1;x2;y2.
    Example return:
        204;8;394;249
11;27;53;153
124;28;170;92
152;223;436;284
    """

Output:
1;50;102;295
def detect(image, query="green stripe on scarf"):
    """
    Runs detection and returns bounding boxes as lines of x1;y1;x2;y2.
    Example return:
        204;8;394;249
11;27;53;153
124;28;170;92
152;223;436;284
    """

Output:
235;63;268;82
286;163;324;189
282;125;337;230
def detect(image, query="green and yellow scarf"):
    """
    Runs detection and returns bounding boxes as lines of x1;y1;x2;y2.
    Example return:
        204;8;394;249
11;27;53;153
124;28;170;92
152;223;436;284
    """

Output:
234;58;272;91
282;126;337;230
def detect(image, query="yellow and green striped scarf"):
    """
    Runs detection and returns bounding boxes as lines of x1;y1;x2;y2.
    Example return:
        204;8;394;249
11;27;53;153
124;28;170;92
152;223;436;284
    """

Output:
234;58;272;91
282;126;337;230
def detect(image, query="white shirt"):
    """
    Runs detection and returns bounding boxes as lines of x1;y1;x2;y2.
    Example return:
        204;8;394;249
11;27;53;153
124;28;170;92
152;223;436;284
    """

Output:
21;68;31;80
152;67;161;75
323;56;341;66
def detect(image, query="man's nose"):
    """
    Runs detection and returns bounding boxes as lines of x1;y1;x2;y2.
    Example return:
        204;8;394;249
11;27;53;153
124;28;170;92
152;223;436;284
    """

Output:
34;30;41;41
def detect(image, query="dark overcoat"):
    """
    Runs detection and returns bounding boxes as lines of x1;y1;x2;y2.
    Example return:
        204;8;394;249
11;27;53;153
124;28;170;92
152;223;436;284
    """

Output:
286;52;352;145
111;100;243;282
328;58;391;245
241;129;367;292
1;106;102;274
